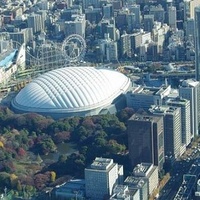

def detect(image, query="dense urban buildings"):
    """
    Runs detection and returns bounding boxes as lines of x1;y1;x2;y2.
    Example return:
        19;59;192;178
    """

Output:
1;0;200;199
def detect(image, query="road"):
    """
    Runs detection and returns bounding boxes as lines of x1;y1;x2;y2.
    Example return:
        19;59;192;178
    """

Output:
159;160;193;200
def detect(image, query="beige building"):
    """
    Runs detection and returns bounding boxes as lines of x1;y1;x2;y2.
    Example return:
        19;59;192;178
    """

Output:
133;163;159;195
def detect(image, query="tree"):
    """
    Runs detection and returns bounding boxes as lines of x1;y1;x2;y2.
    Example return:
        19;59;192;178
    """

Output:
10;173;18;188
17;147;26;157
16;180;22;191
0;141;4;148
50;171;56;182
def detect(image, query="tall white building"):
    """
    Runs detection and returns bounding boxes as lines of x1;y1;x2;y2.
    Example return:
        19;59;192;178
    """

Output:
166;97;191;146
85;157;123;200
184;0;200;21
179;79;199;138
64;14;86;38
150;105;182;159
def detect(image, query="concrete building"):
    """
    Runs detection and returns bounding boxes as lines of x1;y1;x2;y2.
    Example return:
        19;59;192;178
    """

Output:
168;6;177;30
128;4;141;29
133;163;159;196
110;185;131;200
149;106;182;159
103;4;113;19
126;85;172;112
106;41;118;62
185;18;195;39
120;33;131;58
27;13;45;34
179;79;199;137
64;14;86;38
127;13;136;33
83;0;100;9
166;97;191;146
183;0;200;21
143;15;154;32
124;176;148;200
110;185;140;200
128;114;165;170
130;32;142;54
149;4;165;23
9;28;33;45
85;157;123;200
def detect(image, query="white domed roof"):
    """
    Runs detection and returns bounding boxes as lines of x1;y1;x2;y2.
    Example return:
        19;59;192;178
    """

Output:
12;67;131;115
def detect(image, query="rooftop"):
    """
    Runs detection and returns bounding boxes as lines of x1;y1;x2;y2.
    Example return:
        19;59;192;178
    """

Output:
124;176;147;188
133;163;153;176
129;113;162;123
0;49;17;69
90;157;114;170
149;105;179;115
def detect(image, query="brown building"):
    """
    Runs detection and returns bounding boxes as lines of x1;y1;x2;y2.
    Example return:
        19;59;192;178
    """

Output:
128;114;164;170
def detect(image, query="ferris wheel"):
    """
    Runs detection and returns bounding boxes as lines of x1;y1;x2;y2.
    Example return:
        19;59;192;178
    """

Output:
62;34;86;63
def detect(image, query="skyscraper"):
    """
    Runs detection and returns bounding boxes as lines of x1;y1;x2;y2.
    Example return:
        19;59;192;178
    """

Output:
166;97;191;146
179;79;199;137
128;114;164;169
195;6;200;81
150;106;182;159
168;6;177;30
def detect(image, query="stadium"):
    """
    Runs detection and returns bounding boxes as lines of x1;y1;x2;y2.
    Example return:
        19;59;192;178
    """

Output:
11;67;131;119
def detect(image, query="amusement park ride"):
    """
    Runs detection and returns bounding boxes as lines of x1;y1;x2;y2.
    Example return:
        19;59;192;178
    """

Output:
0;34;87;93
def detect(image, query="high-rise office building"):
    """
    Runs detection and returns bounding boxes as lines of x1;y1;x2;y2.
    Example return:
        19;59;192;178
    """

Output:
179;79;200;137
27;13;45;34
120;33;131;58
85;157;123;200
128;4;141;29
128;114;164;170
168;6;177;30
184;0;200;21
64;14;86;38
195;6;200;81
150;106;182;159
166;97;191;146
143;15;154;32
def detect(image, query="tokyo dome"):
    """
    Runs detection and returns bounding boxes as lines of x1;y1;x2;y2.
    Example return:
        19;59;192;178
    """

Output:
11;67;131;118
